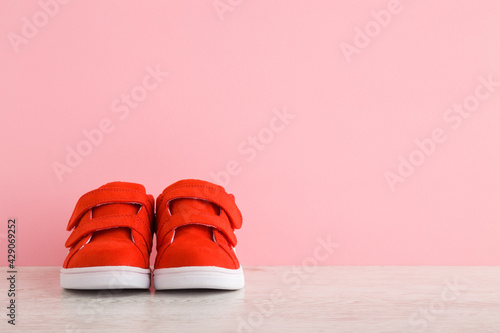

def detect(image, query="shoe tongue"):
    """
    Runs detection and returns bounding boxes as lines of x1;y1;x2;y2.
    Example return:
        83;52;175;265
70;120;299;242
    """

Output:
169;198;219;215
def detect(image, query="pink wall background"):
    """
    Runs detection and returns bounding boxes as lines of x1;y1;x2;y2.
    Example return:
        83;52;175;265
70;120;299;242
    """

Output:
1;0;500;266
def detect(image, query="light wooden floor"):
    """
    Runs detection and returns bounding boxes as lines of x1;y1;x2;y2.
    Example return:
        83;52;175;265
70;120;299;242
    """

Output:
0;266;499;332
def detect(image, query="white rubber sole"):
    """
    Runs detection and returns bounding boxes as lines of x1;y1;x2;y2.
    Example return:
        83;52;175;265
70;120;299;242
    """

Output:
60;266;151;290
153;266;244;290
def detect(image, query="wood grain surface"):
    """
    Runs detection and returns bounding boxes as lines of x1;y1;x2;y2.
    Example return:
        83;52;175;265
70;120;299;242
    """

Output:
0;266;499;332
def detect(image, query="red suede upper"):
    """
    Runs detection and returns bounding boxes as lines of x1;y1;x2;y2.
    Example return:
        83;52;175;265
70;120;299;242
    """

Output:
63;182;154;269
155;179;243;270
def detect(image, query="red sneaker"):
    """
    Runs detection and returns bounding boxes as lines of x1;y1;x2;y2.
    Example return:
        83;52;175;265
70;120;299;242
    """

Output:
154;179;244;290
60;182;154;289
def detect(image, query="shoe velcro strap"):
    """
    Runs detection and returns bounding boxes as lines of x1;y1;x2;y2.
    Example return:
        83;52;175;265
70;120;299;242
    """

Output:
67;188;153;231
158;212;238;247
158;182;242;230
65;214;152;249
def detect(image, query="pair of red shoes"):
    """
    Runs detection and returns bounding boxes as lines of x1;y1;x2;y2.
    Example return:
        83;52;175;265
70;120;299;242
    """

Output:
60;179;244;290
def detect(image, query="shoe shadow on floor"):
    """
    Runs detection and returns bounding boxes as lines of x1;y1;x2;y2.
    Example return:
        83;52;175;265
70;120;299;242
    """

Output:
153;288;240;295
61;288;151;297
